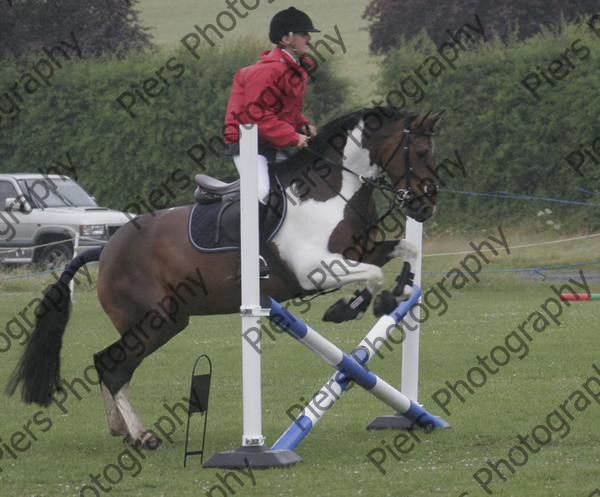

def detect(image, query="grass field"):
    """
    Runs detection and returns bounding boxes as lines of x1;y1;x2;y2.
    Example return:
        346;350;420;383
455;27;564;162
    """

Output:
1;229;599;497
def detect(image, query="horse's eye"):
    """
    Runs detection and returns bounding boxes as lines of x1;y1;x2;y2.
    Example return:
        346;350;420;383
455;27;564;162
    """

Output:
416;151;428;159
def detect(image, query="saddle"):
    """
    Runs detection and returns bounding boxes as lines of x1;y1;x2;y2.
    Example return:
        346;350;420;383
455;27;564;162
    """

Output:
191;173;285;248
194;174;240;203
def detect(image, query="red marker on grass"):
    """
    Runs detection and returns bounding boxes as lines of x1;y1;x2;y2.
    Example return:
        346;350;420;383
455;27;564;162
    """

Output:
560;294;600;301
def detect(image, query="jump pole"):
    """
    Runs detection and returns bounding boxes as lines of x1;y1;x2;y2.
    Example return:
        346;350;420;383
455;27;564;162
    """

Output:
268;287;449;451
203;125;301;469
271;286;448;451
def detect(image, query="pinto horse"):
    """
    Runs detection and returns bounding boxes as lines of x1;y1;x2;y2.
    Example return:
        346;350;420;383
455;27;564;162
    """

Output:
7;106;442;449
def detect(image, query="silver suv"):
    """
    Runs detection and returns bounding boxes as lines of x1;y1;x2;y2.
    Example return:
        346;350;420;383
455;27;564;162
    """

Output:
0;173;129;269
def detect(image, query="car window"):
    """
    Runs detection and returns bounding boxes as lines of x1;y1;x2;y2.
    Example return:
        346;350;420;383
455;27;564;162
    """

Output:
17;178;97;208
0;181;18;208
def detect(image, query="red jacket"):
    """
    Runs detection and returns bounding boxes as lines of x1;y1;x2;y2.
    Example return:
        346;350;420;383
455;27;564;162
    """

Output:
223;47;312;150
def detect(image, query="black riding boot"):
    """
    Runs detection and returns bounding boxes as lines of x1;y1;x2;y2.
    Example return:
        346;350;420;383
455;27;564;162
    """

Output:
235;203;270;284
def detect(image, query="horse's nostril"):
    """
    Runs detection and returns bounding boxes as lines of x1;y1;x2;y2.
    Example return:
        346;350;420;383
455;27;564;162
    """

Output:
425;183;439;196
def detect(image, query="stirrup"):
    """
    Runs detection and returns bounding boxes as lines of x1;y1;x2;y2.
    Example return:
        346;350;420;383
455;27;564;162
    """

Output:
259;256;270;279
235;256;270;286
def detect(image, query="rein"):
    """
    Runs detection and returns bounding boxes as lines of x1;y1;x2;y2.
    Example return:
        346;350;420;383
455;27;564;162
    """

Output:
303;146;402;215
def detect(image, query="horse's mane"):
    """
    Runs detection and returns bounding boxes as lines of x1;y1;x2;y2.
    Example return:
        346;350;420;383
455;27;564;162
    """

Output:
271;106;418;176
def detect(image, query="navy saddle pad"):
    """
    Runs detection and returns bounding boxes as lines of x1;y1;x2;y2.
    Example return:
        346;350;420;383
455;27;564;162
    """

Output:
188;201;239;253
188;185;285;253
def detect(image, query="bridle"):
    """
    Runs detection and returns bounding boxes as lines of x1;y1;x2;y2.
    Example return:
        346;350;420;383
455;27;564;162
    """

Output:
292;113;439;280
303;114;439;221
376;124;439;209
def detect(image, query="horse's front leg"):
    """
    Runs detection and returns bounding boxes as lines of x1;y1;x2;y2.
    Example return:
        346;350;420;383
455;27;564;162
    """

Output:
290;251;385;323
297;254;386;295
320;238;419;323
360;238;421;317
361;238;418;270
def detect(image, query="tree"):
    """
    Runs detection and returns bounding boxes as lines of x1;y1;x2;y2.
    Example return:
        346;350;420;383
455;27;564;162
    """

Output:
0;0;153;58
363;0;598;53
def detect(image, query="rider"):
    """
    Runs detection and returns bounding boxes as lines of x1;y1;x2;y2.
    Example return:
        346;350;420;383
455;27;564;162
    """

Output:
223;6;319;208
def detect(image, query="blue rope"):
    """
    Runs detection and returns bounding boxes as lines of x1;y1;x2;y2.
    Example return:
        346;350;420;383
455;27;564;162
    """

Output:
0;261;99;281
422;260;600;274
573;186;598;196
441;188;599;207
384;260;600;275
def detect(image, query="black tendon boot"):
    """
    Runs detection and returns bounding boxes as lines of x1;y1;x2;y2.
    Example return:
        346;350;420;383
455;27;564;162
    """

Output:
322;288;373;323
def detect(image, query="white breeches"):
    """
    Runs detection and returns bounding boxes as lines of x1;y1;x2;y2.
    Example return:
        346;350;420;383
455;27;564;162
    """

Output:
233;154;270;204
233;151;287;204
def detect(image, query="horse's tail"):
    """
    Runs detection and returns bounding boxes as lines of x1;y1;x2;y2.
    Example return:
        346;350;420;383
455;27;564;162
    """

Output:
6;246;103;406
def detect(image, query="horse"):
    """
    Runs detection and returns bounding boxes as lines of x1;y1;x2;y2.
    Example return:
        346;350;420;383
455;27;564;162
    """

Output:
7;106;442;450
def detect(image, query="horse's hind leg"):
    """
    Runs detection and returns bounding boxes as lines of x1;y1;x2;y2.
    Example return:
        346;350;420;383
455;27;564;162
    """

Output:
94;316;190;449
100;382;129;439
94;340;157;448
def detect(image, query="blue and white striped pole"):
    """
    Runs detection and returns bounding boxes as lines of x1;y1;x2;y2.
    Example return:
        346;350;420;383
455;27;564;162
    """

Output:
270;286;446;451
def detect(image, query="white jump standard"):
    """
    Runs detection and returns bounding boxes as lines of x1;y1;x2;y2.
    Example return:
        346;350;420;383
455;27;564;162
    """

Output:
368;216;427;429
203;125;301;469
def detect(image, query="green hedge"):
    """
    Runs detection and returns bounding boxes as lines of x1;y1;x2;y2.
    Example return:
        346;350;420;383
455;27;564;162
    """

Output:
0;40;349;212
377;20;600;231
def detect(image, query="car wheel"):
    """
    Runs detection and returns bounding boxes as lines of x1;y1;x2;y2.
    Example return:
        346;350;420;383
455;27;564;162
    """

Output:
37;243;73;271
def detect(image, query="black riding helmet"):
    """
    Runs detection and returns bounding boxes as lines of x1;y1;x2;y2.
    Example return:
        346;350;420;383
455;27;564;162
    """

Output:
269;7;320;43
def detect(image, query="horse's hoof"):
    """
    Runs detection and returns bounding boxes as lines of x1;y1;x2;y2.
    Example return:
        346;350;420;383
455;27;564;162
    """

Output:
138;432;166;450
323;289;372;323
400;284;413;300
373;290;398;318
120;433;133;444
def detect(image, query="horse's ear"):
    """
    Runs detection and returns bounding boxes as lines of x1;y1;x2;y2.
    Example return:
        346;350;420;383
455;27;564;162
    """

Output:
412;111;431;130
422;110;444;133
431;110;445;126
